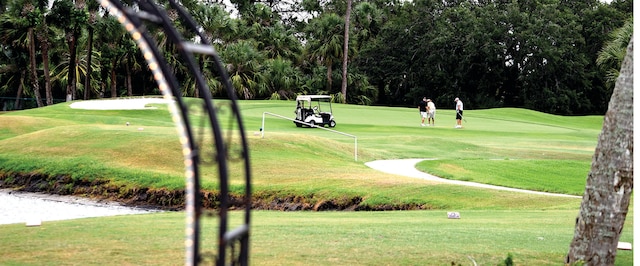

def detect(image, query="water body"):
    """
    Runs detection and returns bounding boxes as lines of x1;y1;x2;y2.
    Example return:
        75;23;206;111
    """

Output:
0;189;156;225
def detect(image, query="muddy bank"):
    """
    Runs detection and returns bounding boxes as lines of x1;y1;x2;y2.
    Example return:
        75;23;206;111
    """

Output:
0;171;433;211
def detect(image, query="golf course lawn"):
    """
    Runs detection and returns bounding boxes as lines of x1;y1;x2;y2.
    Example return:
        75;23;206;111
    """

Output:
0;98;633;265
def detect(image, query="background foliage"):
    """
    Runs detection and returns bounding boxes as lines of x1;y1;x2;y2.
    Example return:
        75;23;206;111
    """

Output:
0;0;632;114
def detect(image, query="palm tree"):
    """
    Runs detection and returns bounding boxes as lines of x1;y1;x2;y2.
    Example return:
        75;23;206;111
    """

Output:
260;23;302;63
50;47;101;98
83;0;100;100
93;13;126;98
186;3;237;98
35;4;54;105
340;0;352;103
596;17;633;90
305;13;345;94
49;0;88;101
0;0;55;107
0;9;30;108
566;35;633;265
24;3;43;107
221;39;265;99
258;57;301;100
0;54;29;109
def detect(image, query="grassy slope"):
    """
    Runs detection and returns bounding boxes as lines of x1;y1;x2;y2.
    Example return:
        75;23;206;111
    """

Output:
0;99;600;209
0;99;602;207
0;98;632;264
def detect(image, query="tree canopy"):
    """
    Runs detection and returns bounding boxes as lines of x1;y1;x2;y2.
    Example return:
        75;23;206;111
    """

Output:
0;0;632;115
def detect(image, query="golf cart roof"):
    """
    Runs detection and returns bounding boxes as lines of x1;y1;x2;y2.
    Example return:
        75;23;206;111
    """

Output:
296;95;332;102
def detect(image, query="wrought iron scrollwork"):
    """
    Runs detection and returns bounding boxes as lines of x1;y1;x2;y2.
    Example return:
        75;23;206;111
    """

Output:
96;0;251;265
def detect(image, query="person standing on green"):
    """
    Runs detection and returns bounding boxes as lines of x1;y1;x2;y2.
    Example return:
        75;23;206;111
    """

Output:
454;97;463;128
418;97;428;126
426;99;436;126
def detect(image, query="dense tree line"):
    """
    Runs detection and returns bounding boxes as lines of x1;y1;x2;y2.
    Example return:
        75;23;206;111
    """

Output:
0;0;632;114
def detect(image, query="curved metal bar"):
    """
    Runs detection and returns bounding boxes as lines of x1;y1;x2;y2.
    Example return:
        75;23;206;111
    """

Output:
152;2;252;264
96;0;251;265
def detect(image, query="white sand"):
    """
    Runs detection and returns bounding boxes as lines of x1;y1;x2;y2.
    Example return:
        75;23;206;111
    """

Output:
69;97;173;110
0;189;155;225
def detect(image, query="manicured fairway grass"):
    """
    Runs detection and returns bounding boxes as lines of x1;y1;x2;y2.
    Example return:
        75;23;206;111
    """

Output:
416;159;590;195
0;210;633;265
0;98;632;264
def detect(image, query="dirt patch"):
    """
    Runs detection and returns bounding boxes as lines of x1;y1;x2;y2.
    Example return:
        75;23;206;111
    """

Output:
0;171;431;211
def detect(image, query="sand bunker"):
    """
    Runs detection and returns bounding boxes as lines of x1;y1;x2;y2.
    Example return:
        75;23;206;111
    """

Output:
69;97;173;110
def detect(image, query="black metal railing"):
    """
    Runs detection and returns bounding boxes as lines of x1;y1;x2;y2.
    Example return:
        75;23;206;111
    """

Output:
96;0;251;265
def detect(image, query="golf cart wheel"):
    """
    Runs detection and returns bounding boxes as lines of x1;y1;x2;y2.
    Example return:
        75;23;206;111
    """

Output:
329;120;336;128
295;122;302;127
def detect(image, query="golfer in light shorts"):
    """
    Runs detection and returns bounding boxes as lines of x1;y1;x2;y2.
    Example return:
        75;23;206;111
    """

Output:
426;99;436;126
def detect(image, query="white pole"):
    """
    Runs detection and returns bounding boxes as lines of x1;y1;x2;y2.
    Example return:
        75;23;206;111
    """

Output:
261;112;358;161
354;138;358;162
261;112;266;138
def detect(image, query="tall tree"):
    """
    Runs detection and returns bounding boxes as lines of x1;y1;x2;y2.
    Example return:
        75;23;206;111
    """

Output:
50;0;88;101
565;36;633;265
83;0;100;100
305;13;344;94
36;1;53;106
0;6;31;109
94;14;126;98
339;0;351;103
24;3;43;107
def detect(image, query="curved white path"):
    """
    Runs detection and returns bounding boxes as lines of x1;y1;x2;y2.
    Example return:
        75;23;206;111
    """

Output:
365;159;581;198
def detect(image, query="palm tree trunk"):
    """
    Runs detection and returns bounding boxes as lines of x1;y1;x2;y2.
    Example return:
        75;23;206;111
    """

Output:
196;55;204;98
37;26;53;106
565;36;633;265
66;31;78;101
326;62;332;92
126;53;132;96
110;59;117;98
340;0;352;104
28;27;43;107
14;70;25;109
84;26;94;100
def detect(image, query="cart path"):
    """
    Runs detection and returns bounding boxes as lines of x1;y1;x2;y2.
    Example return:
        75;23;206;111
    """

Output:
365;159;581;198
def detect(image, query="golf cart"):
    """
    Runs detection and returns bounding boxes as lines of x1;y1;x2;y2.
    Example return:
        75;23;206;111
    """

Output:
293;95;336;128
